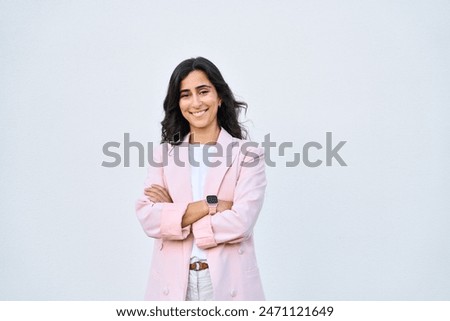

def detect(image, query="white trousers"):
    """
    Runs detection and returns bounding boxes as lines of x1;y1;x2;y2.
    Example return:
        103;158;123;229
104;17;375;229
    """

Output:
185;268;214;301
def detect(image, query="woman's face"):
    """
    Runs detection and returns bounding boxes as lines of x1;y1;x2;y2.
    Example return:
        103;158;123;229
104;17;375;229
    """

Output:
179;70;222;134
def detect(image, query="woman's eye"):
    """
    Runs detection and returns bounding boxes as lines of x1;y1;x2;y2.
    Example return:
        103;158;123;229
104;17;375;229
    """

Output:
199;90;208;95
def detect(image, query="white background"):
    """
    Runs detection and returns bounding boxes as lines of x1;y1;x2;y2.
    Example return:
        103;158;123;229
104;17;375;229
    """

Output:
1;0;449;300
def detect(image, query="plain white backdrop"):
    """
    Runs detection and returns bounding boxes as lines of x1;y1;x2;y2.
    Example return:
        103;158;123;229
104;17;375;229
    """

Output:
1;0;449;300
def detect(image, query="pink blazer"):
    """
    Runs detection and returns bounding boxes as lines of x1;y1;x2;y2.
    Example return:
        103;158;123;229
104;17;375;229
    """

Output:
135;128;266;300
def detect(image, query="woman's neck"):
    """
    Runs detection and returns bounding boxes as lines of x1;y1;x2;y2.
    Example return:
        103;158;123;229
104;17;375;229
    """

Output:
189;126;220;144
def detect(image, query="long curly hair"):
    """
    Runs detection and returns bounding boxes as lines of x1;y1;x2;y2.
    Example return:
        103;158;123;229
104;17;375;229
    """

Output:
161;57;248;145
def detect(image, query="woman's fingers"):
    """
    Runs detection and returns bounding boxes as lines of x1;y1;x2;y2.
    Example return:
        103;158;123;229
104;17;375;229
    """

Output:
150;184;173;202
145;190;161;202
144;185;173;203
151;185;170;199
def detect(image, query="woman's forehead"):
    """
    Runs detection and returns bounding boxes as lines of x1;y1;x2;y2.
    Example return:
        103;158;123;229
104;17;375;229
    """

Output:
180;70;213;89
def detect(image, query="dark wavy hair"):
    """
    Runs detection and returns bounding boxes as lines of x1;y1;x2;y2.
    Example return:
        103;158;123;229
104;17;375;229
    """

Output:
161;57;248;145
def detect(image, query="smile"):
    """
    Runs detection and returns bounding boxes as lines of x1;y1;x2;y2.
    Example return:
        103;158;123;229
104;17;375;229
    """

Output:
189;109;208;117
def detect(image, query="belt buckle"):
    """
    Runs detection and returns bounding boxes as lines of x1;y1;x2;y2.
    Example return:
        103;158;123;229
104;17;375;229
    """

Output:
194;262;201;271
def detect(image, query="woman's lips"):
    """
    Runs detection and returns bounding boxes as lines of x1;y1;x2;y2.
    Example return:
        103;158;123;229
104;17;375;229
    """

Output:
190;109;208;117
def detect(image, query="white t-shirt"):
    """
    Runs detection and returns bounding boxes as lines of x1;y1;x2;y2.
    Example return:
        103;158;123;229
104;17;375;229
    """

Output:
188;143;217;261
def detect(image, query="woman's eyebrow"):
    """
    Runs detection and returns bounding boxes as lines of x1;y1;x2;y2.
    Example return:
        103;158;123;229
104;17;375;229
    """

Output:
180;84;212;93
196;84;211;90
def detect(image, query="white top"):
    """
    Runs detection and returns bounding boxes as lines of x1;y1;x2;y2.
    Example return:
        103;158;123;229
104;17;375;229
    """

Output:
188;143;217;261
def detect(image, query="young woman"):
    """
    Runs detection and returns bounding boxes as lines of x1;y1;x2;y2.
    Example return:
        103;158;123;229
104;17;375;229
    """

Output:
135;57;267;300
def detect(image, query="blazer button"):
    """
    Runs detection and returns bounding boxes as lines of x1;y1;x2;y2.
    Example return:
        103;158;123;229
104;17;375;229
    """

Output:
238;248;244;255
230;289;237;297
163;287;169;295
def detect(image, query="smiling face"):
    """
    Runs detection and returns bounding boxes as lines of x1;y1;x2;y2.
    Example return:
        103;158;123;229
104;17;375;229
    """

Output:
179;70;222;137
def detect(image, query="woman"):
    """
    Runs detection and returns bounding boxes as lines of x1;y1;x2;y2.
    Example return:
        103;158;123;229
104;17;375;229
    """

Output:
135;57;266;301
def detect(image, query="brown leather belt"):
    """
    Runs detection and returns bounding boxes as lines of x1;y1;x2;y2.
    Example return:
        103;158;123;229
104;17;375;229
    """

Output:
189;262;209;271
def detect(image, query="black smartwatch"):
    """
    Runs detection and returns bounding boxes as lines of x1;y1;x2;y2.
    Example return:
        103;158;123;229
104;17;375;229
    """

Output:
206;195;218;215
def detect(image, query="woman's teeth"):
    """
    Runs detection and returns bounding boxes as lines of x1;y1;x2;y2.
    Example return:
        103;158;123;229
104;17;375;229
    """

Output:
191;109;207;117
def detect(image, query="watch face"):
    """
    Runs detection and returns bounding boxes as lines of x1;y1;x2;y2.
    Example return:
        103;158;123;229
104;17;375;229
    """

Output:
206;195;218;204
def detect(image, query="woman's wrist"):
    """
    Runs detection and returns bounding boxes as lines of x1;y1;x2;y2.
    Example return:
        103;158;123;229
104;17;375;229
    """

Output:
182;200;209;227
217;200;233;213
200;200;210;215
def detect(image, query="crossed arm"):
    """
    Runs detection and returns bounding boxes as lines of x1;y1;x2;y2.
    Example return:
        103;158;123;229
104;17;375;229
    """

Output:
135;145;266;247
144;184;233;228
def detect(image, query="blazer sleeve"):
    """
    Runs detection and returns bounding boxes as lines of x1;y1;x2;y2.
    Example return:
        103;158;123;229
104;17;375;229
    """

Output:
135;144;191;240
193;145;267;249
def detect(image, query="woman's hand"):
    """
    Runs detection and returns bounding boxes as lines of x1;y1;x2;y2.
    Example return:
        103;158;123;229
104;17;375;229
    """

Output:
144;184;173;203
217;200;233;213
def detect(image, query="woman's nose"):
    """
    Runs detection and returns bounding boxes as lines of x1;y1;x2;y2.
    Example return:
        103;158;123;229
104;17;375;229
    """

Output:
191;94;202;108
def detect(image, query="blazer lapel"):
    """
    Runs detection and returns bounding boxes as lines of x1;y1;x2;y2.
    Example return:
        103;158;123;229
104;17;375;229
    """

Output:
165;134;193;203
165;128;239;201
203;128;239;196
